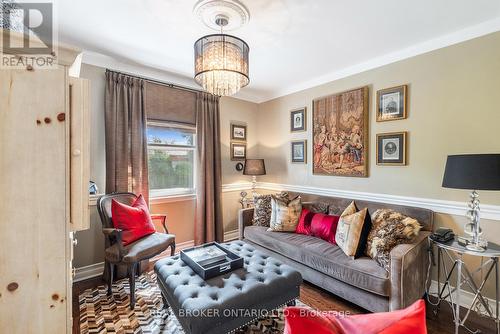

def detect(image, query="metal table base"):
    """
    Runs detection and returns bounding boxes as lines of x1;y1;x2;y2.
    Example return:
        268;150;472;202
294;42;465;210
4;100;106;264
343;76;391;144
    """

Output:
430;238;500;334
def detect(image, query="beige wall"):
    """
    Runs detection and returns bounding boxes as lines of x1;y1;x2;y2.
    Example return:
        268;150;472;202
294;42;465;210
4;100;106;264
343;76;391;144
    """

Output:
74;64;258;268
256;32;500;298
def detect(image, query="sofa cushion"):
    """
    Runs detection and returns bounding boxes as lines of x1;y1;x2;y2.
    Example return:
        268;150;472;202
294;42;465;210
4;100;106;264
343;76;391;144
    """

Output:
268;196;302;232
252;192;289;227
244;226;390;296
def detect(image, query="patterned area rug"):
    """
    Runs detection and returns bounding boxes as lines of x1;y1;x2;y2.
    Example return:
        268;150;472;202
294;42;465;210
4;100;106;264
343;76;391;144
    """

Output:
79;271;306;334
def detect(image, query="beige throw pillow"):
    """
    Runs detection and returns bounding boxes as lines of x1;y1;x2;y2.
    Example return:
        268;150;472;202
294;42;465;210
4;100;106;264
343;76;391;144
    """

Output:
335;201;372;258
267;196;302;232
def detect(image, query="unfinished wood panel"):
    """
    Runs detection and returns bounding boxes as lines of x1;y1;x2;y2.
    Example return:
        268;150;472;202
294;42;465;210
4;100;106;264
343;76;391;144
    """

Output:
69;77;90;231
0;68;70;333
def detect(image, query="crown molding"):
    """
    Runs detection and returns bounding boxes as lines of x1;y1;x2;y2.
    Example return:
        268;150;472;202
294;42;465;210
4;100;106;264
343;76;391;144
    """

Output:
255;182;500;221
255;17;500;103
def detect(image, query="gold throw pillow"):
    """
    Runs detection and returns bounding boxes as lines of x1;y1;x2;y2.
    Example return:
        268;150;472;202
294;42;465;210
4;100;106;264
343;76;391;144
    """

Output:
267;196;302;232
335;201;372;258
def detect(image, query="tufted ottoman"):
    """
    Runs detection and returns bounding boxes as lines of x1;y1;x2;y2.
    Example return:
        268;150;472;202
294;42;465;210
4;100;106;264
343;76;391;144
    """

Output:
154;240;302;334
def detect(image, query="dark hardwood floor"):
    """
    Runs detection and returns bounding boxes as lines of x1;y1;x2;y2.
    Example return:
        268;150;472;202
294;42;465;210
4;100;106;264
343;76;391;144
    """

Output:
73;273;497;334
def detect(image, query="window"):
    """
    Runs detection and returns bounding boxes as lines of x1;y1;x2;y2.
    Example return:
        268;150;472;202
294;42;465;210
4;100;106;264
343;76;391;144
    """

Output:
147;121;196;198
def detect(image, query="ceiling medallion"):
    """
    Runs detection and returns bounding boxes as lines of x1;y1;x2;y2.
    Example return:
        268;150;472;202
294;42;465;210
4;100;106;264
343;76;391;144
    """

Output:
193;0;250;96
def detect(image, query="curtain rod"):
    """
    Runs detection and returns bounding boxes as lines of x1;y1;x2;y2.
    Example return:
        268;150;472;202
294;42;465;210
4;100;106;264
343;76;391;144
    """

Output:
105;69;205;94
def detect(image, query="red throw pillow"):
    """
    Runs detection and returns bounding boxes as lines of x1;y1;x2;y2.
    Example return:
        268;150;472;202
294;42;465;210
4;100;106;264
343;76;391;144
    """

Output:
284;299;427;334
310;213;340;244
111;194;156;246
296;208;315;235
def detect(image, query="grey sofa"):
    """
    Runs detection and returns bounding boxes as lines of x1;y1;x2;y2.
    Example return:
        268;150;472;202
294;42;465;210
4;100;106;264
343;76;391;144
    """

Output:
238;193;434;313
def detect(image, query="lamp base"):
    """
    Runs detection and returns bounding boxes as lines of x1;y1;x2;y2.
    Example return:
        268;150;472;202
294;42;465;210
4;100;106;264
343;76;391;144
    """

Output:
466;243;486;252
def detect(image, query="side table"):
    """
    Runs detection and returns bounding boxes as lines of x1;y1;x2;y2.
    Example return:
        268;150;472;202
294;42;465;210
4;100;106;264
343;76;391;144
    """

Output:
428;237;500;334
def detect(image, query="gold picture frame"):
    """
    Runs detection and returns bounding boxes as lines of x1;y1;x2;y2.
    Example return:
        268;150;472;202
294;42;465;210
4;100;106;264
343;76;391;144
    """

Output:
230;142;246;161
376;85;407;122
376;131;407;165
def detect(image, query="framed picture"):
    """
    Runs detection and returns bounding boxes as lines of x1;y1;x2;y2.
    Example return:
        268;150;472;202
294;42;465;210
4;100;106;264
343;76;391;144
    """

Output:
312;86;369;177
290;108;306;132
231;124;247;141
376;132;407;165
291;140;307;163
377;85;407;121
231;142;246;161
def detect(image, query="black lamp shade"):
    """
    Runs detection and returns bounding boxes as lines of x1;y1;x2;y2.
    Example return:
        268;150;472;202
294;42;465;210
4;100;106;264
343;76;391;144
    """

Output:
243;159;266;176
442;154;500;190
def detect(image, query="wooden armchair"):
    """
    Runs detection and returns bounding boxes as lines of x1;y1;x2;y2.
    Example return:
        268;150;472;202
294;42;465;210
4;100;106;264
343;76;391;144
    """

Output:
97;192;175;309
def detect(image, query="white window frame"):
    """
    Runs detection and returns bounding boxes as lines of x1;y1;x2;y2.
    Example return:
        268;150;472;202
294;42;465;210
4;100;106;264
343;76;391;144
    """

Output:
147;120;197;200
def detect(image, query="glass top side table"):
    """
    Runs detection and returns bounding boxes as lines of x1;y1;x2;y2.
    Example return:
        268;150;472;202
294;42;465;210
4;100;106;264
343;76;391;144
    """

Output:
428;237;500;334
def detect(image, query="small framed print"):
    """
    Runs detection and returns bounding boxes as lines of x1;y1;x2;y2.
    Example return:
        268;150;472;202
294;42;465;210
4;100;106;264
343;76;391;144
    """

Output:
291;140;307;163
231;142;246;161
376;132;407;165
231;124;247;141
290;108;306;132
377;85;407;121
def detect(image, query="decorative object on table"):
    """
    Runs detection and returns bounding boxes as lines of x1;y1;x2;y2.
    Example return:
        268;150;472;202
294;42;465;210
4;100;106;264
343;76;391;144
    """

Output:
252;192;289;227
180;242;243;280
284;299;427;334
231;142;246;160
365;209;421;271
193;1;250;96
429;227;455;243
235;162;244;171
89;181;99;195
376;132;407;165
238;190;254;209
376;85;407;121
268;196;302;232
335;201;372;258
313;86;369;177
231;123;247;141
243;158;266;196
427;238;500;334
291;140;307;163
290;107;306;132
442;154;500;252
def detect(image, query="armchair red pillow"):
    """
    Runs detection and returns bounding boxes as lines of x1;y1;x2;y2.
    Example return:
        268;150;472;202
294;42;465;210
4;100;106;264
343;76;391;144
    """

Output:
111;194;156;245
284;299;427;334
296;208;340;244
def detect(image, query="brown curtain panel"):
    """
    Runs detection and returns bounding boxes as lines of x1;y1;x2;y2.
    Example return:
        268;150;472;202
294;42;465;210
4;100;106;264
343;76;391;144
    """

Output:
195;92;223;244
104;71;149;203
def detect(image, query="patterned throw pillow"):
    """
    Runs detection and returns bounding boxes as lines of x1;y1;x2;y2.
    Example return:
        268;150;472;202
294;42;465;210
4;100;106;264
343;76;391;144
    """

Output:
335;201;372;258
268;196;302;232
252;192;289;227
366;209;421;271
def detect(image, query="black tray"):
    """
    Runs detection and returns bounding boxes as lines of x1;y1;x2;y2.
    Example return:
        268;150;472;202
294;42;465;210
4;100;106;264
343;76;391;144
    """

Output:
180;242;244;280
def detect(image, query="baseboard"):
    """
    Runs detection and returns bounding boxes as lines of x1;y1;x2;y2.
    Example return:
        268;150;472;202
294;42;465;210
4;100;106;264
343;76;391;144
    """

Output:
74;262;104;282
429;280;497;317
224;229;239;241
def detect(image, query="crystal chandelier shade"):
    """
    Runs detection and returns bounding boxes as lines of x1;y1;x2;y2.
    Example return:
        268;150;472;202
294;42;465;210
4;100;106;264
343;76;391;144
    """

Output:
194;34;249;96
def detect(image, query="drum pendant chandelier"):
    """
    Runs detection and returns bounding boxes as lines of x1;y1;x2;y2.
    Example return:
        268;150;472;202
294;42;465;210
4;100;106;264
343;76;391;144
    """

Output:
193;0;250;96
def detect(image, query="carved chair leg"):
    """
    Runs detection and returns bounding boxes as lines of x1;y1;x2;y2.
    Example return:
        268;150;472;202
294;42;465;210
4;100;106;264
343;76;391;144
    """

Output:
129;263;137;310
107;261;114;296
170;243;176;256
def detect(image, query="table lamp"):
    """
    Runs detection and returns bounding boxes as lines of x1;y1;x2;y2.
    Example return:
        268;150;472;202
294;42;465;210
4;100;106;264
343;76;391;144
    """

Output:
243;159;266;196
442;154;500;251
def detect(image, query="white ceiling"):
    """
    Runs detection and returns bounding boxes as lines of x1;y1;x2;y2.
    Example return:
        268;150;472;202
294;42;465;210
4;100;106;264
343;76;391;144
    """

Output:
57;0;500;103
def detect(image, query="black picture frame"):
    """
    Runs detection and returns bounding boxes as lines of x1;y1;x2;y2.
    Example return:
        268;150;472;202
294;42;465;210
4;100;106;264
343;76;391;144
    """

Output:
376;132;407;165
231;142;246;161
291;140;307;163
290;108;306;132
